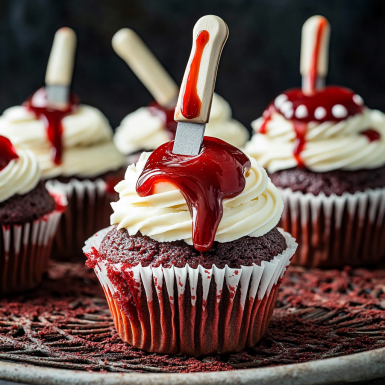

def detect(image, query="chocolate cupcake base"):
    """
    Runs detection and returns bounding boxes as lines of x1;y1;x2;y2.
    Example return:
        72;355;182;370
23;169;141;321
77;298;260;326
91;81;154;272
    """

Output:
279;187;385;267
47;168;125;261
84;226;296;356
0;190;66;295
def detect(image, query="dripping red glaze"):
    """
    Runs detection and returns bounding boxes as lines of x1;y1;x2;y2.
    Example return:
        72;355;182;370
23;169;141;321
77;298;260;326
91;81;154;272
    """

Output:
136;137;250;252
260;86;364;166
148;102;177;138
308;18;328;93
361;129;381;142
24;87;79;165
0;136;19;171
181;30;210;119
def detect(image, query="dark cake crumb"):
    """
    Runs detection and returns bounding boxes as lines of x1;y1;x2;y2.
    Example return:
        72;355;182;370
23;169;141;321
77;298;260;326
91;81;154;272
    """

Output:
0;181;56;225
269;165;385;196
97;226;287;269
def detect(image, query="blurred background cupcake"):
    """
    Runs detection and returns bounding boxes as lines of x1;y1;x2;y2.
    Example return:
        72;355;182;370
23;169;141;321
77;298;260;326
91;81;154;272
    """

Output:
244;16;385;267
0;28;125;260
111;28;248;161
0;135;65;295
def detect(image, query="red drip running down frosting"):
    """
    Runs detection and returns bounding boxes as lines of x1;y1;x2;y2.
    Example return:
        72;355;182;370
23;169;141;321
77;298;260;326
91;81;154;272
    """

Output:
148;102;177;138
259;86;378;168
24;87;79;165
136;137;251;252
0;135;19;171
181;30;210;119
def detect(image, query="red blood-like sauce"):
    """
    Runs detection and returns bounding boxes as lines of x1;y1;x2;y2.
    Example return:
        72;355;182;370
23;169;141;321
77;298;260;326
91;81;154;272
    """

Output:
24;87;79;165
0;135;19;171
136;137;250;252
260;86;365;167
148;102;177;137
361;129;381;143
181;30;210;119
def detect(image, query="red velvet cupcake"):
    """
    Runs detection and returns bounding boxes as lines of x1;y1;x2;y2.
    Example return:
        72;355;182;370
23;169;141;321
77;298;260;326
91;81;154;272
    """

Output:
245;16;385;267
0;136;66;295
84;139;296;356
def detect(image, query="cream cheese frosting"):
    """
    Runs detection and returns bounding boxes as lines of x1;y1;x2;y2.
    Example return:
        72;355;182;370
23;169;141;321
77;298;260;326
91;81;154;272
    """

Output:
110;152;283;245
0;105;125;179
0;148;41;203
113;93;249;155
245;108;385;174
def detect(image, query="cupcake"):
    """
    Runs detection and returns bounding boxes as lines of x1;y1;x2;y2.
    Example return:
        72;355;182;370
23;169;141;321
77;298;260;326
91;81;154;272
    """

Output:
0;135;65;295
111;28;248;160
84;16;296;356
244;16;385;267
0;28;125;260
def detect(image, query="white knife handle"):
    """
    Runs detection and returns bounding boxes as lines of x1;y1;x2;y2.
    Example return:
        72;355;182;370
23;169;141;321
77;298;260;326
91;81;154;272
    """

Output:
112;29;178;108
174;15;228;124
300;15;330;93
45;28;77;86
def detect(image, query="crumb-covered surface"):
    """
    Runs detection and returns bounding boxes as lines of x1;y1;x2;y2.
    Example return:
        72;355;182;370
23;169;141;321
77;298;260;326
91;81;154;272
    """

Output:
97;227;287;269
0;181;56;225
269;165;385;196
0;262;384;373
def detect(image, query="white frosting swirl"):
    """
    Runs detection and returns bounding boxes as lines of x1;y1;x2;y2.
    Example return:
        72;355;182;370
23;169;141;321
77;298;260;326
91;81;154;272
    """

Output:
0;105;125;179
244;108;385;173
0;148;41;203
113;93;249;155
111;152;283;245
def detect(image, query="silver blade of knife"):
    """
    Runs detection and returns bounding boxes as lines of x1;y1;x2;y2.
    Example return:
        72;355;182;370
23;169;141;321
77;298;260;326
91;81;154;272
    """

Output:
172;122;206;155
46;84;69;109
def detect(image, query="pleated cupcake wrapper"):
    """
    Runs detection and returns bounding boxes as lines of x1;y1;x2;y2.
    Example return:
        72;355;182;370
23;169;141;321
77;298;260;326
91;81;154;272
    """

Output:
0;190;66;295
46;178;119;260
83;226;297;356
279;187;385;267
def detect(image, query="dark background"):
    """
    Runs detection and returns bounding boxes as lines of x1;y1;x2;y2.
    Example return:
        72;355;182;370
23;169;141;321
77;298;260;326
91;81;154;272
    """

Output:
0;0;385;134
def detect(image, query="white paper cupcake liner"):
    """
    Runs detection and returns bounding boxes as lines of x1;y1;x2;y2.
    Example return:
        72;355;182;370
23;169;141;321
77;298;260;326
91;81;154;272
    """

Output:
83;226;297;356
0;191;66;295
279;187;385;267
46;177;120;260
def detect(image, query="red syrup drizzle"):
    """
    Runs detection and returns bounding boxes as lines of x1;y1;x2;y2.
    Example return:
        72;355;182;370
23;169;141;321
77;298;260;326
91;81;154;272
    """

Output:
136;137;251;252
361;129;381;143
148;102;177;138
181;30;210;119
0;135;19;171
24;87;79;165
259;86;366;167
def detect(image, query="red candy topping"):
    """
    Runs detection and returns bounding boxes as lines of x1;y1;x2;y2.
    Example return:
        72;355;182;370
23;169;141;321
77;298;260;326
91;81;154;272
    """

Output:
0;135;19;171
136;137;250;252
181;30;210;119
260;86;369;167
24;87;79;165
148;102;177;138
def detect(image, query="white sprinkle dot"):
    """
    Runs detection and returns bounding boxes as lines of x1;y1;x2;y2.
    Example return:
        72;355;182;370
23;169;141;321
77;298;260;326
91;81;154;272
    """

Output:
280;101;293;114
295;105;308;119
353;94;364;106
284;109;294;119
274;94;288;108
314;107;327;120
332;104;348;119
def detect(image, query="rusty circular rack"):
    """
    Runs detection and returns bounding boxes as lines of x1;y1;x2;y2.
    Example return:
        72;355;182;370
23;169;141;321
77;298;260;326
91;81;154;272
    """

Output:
0;262;385;374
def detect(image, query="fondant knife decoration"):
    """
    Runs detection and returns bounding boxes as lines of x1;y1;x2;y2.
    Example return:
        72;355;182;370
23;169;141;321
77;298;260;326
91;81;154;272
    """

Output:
45;28;77;110
173;15;228;155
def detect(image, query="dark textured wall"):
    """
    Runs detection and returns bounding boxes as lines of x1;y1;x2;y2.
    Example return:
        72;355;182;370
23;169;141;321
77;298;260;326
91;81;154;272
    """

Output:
0;0;384;132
